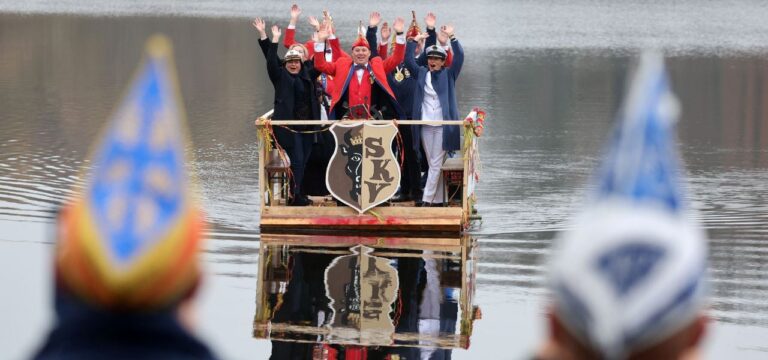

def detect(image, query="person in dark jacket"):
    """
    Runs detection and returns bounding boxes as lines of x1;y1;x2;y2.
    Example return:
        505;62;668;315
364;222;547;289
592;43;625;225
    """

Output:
254;18;323;206
404;26;464;206
34;285;216;360
33;34;217;359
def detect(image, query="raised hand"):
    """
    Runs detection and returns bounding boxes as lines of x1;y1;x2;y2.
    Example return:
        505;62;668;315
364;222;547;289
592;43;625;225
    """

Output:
308;16;320;31
369;12;381;27
381;21;391;40
252;17;266;36
320;19;336;35
322;10;332;24
424;12;436;29
392;17;405;33
317;23;330;42
271;25;282;43
437;27;449;45
441;24;455;38
290;4;302;20
413;32;429;42
322;10;336;34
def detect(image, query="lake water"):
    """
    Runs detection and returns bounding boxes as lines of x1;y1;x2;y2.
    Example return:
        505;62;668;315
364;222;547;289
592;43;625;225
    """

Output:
1;2;768;359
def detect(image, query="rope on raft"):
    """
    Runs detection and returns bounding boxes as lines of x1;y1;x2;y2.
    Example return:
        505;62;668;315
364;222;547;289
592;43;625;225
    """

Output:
257;118;296;203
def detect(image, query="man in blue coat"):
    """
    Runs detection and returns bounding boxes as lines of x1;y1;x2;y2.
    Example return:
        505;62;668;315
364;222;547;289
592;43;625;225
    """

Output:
367;12;453;204
404;25;463;206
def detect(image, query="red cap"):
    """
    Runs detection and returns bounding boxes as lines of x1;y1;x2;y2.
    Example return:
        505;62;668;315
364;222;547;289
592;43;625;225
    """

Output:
352;35;369;50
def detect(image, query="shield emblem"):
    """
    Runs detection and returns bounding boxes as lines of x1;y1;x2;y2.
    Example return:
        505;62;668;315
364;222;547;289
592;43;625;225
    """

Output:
324;245;399;343
326;122;400;213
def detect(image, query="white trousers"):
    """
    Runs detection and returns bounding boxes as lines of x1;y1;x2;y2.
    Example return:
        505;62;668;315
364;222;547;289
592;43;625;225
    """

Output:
421;125;445;203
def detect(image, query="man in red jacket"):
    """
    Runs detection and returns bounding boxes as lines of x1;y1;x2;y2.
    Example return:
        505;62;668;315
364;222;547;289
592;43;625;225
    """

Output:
313;17;406;120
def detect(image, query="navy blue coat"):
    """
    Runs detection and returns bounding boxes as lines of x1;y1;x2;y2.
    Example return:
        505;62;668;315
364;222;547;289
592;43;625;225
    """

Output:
33;287;217;360
403;38;464;151
366;26;443;151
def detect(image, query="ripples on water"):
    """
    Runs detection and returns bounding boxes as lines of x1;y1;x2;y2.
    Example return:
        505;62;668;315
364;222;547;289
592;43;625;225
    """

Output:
0;144;82;222
3;0;768;53
1;7;768;358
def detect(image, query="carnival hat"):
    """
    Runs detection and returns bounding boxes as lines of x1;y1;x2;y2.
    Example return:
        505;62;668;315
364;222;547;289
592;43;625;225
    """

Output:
426;45;446;60
548;52;708;359
55;35;206;310
351;35;370;50
351;20;370;50
407;11;421;39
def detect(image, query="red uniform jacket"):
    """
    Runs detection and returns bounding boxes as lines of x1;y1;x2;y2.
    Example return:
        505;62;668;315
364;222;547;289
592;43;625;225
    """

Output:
314;41;405;116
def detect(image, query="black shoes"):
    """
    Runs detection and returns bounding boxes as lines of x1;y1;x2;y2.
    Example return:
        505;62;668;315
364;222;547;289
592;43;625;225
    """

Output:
419;202;444;207
288;196;313;206
390;193;412;202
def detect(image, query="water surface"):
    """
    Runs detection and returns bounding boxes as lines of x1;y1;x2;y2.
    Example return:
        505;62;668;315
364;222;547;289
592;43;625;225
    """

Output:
1;7;768;360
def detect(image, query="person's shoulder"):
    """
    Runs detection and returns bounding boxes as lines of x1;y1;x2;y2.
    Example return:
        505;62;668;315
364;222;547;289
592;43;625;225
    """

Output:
335;57;353;67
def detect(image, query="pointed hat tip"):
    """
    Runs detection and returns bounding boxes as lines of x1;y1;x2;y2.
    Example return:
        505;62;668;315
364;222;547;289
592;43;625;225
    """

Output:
145;34;173;59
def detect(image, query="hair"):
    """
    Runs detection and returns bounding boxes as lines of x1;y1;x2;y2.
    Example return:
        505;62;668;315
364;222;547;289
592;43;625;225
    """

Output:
288;43;309;61
545;309;708;360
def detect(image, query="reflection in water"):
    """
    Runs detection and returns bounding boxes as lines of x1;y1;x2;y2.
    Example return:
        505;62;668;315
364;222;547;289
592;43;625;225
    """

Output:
1;13;768;358
254;234;478;359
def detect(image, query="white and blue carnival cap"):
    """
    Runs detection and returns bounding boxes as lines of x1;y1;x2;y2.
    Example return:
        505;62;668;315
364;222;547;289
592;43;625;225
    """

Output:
548;52;708;359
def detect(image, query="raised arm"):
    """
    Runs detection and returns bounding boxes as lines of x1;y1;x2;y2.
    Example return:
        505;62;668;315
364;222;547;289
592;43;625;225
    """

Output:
404;32;428;74
265;25;283;84
381;17;405;72
437;28;454;67
312;25;337;75
416;12;436;66
283;4;302;48
252;18;269;56
328;36;349;59
367;12;381;58
442;25;463;79
378;22;390;60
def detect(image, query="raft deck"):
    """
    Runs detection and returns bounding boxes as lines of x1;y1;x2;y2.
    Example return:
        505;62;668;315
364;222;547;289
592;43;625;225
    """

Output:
256;114;480;233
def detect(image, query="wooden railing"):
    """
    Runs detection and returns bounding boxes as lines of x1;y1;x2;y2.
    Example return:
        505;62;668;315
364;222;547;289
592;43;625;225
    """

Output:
254;110;477;227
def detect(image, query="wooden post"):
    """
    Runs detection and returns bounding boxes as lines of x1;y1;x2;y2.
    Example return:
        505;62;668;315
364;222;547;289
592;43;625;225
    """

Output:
461;128;471;228
460;235;468;319
255;110;273;213
254;241;267;323
258;123;267;212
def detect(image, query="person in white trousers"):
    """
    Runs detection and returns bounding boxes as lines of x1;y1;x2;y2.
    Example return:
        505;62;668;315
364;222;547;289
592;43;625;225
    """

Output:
404;25;464;206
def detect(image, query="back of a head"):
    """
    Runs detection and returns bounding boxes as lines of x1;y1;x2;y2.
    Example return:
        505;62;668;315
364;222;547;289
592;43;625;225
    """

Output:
546;52;709;360
34;35;215;360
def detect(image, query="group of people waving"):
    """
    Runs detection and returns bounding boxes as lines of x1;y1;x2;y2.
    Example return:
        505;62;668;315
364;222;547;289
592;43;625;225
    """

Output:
253;5;463;206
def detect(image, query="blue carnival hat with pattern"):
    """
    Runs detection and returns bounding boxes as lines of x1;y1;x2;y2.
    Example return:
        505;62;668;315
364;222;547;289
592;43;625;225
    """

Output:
548;52;708;359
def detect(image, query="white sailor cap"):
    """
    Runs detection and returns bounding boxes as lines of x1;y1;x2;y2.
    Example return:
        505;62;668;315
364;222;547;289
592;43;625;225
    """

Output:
548;52;708;359
425;45;447;60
